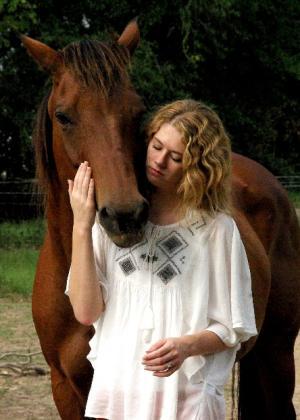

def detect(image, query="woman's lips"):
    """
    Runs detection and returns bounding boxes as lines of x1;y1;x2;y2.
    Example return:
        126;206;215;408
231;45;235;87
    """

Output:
148;167;163;177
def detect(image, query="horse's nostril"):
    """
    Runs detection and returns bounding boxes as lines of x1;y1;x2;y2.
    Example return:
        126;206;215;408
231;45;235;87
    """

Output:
100;207;116;220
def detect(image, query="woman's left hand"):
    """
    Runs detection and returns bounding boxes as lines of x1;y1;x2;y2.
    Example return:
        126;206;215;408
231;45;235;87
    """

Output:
142;337;188;377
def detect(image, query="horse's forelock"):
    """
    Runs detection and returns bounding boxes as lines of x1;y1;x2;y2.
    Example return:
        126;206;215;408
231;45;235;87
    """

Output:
61;40;131;95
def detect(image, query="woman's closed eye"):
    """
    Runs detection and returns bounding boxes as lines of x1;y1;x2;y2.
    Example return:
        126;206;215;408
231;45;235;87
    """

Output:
152;144;162;151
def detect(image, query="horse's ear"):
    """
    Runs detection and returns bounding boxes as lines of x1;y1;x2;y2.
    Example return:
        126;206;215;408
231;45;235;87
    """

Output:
117;19;140;55
20;35;62;74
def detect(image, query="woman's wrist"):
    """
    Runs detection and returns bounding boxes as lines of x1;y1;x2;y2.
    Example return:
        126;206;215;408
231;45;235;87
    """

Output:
180;331;228;358
179;335;196;358
72;222;93;237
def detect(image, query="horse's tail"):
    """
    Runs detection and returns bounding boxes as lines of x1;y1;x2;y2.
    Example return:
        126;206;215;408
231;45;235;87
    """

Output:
237;349;263;420
230;361;240;420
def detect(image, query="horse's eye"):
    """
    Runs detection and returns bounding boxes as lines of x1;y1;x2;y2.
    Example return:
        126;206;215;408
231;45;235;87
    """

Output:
55;111;72;126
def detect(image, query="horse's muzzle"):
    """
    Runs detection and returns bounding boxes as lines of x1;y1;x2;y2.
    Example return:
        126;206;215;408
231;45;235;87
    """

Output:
98;199;149;247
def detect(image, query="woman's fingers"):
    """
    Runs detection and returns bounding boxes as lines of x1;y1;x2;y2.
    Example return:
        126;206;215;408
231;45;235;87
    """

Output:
68;162;95;210
67;162;95;229
73;162;83;190
143;341;170;362
143;339;176;372
72;162;93;198
144;356;179;377
67;179;74;194
87;178;95;204
143;355;177;370
82;166;92;198
143;337;186;377
153;365;177;377
73;161;88;192
146;339;166;353
143;352;175;367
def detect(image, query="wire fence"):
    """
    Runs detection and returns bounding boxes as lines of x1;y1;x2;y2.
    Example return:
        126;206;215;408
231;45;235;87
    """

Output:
0;177;299;221
0;180;44;221
276;176;300;190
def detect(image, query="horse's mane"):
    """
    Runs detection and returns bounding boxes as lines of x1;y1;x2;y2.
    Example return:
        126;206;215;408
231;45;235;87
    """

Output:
33;39;131;204
33;91;54;207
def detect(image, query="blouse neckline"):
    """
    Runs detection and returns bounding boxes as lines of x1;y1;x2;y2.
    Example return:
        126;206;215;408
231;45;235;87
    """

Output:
147;209;206;230
147;219;183;229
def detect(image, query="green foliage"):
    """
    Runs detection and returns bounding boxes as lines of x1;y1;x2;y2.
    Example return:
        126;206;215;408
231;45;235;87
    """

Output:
288;191;300;208
131;39;188;109
0;0;299;178
176;0;300;175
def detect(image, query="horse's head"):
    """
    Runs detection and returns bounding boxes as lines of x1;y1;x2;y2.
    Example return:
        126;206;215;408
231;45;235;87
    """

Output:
21;21;149;247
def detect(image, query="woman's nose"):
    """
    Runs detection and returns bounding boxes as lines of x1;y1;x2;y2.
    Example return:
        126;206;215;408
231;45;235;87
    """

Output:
155;152;167;168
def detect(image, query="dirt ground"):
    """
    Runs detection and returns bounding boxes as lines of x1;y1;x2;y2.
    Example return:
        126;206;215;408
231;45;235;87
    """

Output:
0;296;299;419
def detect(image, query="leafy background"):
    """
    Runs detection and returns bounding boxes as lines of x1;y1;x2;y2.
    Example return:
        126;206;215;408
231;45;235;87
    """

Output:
0;0;299;179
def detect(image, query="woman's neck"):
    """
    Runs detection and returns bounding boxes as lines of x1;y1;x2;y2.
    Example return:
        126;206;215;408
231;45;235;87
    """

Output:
149;189;183;225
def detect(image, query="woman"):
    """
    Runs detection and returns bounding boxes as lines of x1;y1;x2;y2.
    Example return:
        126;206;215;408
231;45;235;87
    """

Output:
66;99;257;419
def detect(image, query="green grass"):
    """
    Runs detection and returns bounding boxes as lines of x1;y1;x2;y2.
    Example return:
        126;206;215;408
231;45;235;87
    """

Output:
0;219;45;296
0;248;39;296
0;218;45;249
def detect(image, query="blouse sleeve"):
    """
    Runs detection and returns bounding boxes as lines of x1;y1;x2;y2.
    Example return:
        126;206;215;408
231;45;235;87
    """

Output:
65;221;109;302
206;214;257;347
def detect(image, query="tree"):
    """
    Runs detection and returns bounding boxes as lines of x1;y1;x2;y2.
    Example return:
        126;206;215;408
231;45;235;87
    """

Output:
0;0;299;178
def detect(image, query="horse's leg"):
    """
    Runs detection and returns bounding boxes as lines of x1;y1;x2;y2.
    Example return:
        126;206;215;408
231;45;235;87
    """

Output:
239;325;297;420
50;365;86;419
50;328;94;419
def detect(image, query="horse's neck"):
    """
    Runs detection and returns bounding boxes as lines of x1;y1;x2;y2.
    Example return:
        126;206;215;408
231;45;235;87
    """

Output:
46;188;73;261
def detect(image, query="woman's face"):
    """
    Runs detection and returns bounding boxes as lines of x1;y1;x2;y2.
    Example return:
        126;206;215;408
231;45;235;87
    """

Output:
146;123;185;192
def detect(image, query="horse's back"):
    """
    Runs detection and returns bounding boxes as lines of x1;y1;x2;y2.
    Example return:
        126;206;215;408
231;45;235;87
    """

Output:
232;152;300;257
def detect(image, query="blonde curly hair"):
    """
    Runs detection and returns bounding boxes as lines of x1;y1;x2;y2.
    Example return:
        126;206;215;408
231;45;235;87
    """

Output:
145;99;232;216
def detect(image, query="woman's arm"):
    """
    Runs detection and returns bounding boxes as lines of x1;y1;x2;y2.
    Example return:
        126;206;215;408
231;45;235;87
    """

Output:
67;161;105;326
181;330;228;357
142;331;228;377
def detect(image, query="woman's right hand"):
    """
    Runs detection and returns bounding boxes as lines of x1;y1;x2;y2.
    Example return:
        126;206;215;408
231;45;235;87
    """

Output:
68;161;96;231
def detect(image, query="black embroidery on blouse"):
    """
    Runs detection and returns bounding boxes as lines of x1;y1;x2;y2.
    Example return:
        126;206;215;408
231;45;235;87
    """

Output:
119;256;136;276
140;253;159;263
157;263;177;284
158;232;188;257
187;217;206;235
115;221;204;284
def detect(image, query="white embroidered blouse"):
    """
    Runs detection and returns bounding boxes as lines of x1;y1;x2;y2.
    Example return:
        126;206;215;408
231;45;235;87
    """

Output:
66;212;257;419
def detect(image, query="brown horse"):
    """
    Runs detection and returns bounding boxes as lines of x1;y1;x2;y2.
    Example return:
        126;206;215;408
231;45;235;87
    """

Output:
22;21;300;420
22;20;149;419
